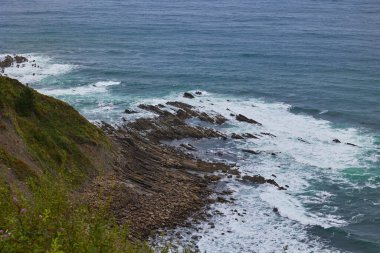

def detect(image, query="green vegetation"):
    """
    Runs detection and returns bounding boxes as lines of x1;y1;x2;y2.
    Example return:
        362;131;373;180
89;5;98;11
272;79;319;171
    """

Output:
0;77;180;252
0;77;109;183
0;177;158;253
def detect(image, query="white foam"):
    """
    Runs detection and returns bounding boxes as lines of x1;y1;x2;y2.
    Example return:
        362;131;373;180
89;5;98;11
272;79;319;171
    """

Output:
145;91;377;252
1;53;75;84
39;80;121;96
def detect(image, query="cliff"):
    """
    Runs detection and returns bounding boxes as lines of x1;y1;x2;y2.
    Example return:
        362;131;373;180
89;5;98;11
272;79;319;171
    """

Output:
0;76;235;252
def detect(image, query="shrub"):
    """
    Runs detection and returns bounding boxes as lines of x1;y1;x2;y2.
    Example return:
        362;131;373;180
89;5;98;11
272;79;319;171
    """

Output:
15;87;35;117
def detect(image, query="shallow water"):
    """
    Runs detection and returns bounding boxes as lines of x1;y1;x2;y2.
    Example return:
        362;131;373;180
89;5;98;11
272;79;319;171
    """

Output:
1;0;380;252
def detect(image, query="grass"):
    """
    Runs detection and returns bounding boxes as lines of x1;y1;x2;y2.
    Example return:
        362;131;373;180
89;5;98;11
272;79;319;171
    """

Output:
0;77;187;252
0;76;109;184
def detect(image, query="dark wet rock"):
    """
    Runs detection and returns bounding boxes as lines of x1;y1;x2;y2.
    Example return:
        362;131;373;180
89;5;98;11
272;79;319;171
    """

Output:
333;139;341;143
242;175;266;184
271;174;277;178
242;175;285;190
138;104;172;117
180;143;197;151
14;55;28;64
167;101;227;125
285;185;289;188
183;92;195;99
195;91;202;95
260;132;276;138
266;179;280;188
167;101;193;110
346;142;359;147
236;114;262;125
124;109;138;114
242;133;259;139
230;113;235;117
273;207;279;213
231;133;244;139
242;149;261;155
0;55;14;69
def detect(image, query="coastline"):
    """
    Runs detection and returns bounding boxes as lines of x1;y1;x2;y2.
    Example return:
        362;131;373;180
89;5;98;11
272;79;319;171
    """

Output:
2;54;379;252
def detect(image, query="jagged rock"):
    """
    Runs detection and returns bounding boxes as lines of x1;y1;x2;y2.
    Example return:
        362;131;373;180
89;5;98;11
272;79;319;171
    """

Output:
180;143;197;151
242;175;266;184
236;114;262;125
14;55;28;64
138;104;172;116
333;139;341;143
242;175;284;189
242;133;259;139
167;101;193;110
0;55;14;69
167;101;227;125
260;132;276;137
231;133;244;139
195;91;202;95
183;92;195;99
124;109;138;114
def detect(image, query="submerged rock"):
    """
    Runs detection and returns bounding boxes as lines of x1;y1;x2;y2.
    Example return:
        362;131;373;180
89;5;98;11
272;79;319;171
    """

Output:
180;143;197;151
260;132;276;138
242;149;261;155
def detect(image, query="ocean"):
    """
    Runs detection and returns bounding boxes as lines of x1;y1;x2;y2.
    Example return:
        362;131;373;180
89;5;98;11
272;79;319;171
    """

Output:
1;0;379;252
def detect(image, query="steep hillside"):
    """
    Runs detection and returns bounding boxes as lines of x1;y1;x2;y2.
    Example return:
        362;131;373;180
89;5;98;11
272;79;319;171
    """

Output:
0;77;144;252
0;76;112;186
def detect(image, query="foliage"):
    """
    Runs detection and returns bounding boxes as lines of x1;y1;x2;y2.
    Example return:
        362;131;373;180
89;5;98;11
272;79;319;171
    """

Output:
0;177;158;253
15;87;35;117
0;77;191;252
0;76;110;184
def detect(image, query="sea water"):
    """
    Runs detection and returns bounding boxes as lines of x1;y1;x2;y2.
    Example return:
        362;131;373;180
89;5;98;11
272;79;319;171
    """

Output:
1;0;379;252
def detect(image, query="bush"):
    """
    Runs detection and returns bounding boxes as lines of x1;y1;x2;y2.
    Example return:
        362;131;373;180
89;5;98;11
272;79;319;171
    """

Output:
15;87;35;117
0;177;157;253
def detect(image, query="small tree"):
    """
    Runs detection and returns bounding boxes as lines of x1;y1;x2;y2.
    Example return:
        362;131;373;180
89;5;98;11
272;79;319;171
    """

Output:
15;88;35;117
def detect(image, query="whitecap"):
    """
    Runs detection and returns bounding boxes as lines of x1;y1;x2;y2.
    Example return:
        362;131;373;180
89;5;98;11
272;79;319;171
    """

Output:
39;80;121;96
0;53;75;84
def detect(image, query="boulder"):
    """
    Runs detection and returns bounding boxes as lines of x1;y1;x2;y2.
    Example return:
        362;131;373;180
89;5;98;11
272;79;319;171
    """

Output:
183;92;195;99
231;133;244;139
124;109;138;114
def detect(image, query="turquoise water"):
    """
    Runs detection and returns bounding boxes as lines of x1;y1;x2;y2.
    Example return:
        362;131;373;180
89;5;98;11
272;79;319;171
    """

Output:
1;0;379;252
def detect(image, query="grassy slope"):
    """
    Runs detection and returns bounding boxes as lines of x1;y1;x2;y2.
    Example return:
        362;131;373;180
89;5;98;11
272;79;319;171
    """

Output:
0;77;163;252
0;76;110;184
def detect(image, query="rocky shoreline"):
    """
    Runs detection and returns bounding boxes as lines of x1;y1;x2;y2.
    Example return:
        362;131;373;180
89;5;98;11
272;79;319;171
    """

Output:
82;96;287;241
